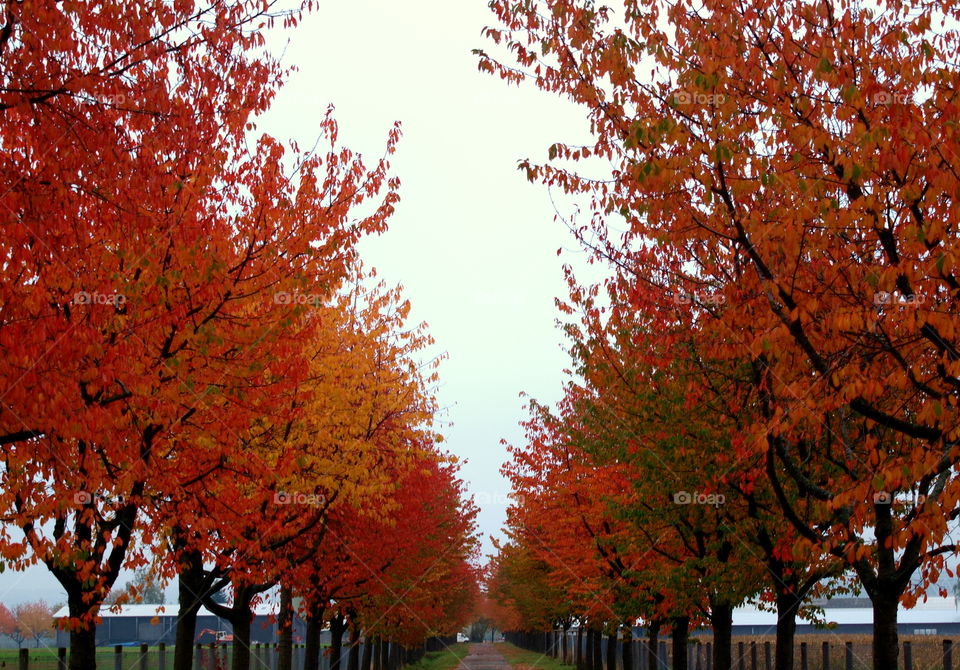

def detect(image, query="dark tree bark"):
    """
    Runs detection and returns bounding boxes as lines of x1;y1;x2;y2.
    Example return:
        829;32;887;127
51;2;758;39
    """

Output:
277;586;294;670
671;617;689;670
710;601;733;670
347;621;361;670
330;613;347;670
646;621;661;670
621;625;633;670
606;630;617;670
303;602;324;670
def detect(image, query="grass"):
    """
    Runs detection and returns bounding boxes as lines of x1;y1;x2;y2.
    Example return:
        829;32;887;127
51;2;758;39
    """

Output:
498;643;574;670
404;643;470;670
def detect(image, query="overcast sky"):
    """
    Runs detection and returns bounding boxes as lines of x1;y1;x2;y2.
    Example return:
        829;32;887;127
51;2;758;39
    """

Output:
0;0;595;605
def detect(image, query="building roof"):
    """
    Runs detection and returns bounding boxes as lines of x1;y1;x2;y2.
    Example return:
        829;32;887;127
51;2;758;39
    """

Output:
53;603;277;619
733;597;960;629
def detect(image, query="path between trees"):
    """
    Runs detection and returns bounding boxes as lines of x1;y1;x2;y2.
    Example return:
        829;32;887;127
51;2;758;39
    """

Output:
459;644;511;670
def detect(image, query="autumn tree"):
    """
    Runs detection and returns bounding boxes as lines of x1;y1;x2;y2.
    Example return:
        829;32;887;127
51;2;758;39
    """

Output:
0;3;400;670
15;601;54;648
0;602;24;647
478;1;960;667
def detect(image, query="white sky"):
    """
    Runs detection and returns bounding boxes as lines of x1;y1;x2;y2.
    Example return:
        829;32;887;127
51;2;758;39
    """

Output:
0;0;595;605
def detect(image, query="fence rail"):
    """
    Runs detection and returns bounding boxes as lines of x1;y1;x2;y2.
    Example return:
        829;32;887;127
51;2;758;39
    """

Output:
3;636;458;670
506;630;958;670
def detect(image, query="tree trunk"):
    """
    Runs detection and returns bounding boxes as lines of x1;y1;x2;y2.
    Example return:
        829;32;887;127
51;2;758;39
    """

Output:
362;636;374;670
230;611;252;670
330;614;347;670
774;591;799;670
277;587;294;670
348;623;361;670
871;588;899;670
592;628;603;670
621;626;632;670
585;627;594;670
646;621;660;670
304;610;323;670
710;602;733;670
606;630;617;670
173;552;206;670
671;617;689;670
576;626;584;670
67;615;97;670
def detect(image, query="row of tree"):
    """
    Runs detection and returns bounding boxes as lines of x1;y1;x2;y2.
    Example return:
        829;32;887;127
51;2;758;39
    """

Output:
0;2;478;670
478;1;960;670
0;602;55;648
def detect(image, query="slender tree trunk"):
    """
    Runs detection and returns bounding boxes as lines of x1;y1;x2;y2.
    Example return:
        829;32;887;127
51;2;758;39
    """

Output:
173;552;206;670
586;627;595;670
710;602;733;670
592;628;603;670
379;639;389;670
304;609;323;670
621;626;632;670
330;614;347;670
231;610;252;670
347;623;361;670
774;591;799;670
576;626;584;670
277;587;294;670
671;617;689;670
646;621;661;670
362;636;374;670
870;588;899;670
606;630;617;670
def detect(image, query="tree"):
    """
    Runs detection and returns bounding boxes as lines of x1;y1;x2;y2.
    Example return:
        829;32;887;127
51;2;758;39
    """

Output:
15;602;54;648
0;3;399;670
0;603;25;647
478;1;960;668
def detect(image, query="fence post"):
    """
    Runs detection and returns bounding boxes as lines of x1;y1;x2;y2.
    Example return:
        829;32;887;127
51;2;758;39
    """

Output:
800;643;807;670
903;641;912;670
763;642;771;670
139;644;149;670
822;642;829;670
58;647;67;670
845;642;852;670
196;643;203;670
945;640;954;670
706;642;712;670
737;642;745;670
115;645;123;670
159;643;166;670
18;648;28;670
750;641;756;670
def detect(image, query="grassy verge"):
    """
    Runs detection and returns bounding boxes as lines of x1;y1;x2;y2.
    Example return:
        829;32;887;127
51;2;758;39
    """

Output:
404;643;470;670
497;643;574;670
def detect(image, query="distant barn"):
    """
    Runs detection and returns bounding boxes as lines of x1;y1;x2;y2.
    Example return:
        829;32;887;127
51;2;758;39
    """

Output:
53;604;308;647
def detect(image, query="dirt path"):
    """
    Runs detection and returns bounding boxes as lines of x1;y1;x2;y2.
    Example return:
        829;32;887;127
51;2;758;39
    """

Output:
458;643;511;670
